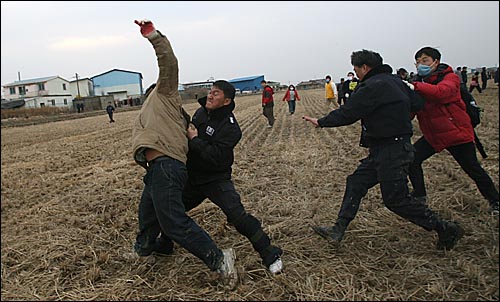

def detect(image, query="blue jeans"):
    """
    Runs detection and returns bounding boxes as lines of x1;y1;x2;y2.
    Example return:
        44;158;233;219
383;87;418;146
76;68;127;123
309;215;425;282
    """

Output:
135;156;223;271
288;100;296;113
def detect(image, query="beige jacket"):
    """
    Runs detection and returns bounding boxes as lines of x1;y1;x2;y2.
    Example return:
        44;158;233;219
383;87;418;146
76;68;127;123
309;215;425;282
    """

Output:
132;30;189;168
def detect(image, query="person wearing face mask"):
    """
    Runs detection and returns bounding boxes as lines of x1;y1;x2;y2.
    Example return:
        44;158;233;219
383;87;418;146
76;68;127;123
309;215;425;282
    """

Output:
282;84;300;114
407;46;499;215
303;49;463;251
341;71;359;102
324;75;338;108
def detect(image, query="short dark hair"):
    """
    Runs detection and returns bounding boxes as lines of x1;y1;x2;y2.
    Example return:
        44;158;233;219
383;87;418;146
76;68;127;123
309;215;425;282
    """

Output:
414;46;441;61
325;75;331;80
213;80;236;101
397;68;408;75
351;49;383;68
260;80;267;84
457;66;461;70
145;83;156;98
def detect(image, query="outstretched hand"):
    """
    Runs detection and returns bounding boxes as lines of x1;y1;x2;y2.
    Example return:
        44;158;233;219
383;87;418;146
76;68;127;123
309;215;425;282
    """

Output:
134;19;156;37
302;115;319;127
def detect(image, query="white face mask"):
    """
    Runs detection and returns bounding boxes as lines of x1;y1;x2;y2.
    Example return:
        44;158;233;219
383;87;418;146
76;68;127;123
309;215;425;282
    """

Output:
347;76;353;81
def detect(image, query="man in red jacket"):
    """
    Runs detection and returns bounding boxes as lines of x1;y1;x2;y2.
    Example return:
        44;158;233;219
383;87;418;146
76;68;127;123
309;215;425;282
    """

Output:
409;46;499;215
261;80;275;127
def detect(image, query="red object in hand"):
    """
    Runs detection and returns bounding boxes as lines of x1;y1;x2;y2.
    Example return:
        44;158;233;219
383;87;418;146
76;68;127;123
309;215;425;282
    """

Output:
134;19;155;37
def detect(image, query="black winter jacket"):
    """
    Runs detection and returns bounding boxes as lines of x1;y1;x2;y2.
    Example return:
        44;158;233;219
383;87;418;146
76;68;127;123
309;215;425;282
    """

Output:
187;97;242;185
317;64;417;147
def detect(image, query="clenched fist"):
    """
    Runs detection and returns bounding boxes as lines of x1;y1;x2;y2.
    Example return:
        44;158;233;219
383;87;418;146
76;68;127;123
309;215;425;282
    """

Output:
134;19;156;37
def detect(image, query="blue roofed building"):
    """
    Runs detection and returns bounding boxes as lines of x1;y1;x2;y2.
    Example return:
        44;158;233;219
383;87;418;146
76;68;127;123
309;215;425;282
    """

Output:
91;69;143;102
228;75;264;93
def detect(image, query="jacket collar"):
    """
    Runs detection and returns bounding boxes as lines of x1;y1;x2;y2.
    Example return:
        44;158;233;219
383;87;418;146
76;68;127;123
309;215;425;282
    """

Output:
197;96;235;119
361;64;393;82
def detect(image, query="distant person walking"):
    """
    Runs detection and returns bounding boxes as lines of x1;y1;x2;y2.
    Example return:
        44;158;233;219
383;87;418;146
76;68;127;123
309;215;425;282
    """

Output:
461;66;468;85
341;71;358;102
469;71;482;93
481;67;488;90
337;78;346;106
261;80;275;127
106;102;115;123
324;75;338;108
455;66;465;89
282;84;300;114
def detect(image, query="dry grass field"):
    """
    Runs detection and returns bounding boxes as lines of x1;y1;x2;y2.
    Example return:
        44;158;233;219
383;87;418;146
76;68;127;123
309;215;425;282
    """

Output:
1;85;498;301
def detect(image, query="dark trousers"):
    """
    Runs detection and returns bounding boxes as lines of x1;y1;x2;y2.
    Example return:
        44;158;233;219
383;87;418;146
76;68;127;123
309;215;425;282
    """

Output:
287;100;296;113
135;157;222;271
337;138;441;231
108;113;115;122
409;137;499;205
338;95;347;106
161;179;279;266
481;79;487;90
469;85;482;93
263;102;275;126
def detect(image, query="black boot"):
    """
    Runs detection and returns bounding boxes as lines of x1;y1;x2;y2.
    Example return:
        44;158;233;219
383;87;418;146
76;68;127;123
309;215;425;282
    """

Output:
436;221;465;251
312;218;349;243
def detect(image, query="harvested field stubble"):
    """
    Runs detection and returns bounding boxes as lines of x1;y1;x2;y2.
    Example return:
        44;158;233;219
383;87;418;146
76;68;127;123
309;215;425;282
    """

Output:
1;86;499;301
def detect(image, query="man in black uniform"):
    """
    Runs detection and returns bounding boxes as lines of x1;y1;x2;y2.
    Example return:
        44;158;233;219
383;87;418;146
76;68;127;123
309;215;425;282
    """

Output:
159;80;284;274
302;49;464;251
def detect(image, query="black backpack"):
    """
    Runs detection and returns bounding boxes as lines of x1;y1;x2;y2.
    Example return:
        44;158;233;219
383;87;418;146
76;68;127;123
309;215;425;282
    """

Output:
459;84;481;127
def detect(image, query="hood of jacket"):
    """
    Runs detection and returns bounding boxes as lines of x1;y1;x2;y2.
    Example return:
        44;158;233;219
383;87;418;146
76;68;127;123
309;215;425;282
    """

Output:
361;64;393;82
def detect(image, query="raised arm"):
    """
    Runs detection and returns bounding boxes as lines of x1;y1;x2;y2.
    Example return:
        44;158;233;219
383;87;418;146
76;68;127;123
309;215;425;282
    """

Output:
135;19;179;96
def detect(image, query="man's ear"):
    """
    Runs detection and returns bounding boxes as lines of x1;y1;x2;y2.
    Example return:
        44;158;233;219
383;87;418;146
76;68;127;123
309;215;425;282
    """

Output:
223;98;232;106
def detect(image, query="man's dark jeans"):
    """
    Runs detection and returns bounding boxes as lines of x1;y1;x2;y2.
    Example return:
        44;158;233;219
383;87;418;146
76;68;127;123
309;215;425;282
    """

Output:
337;137;441;231
409;137;499;204
161;179;281;267
135;156;223;271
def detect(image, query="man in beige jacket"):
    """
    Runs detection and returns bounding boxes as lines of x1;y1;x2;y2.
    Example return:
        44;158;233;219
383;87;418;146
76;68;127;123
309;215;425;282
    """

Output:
131;19;237;289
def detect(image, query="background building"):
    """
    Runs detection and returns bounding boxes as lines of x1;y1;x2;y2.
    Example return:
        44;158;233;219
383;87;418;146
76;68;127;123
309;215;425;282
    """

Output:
229;75;264;93
296;79;325;90
2;76;73;108
70;77;94;98
91;69;143;102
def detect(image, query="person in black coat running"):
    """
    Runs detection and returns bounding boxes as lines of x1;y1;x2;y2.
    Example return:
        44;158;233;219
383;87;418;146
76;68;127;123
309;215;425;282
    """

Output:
302;49;464;251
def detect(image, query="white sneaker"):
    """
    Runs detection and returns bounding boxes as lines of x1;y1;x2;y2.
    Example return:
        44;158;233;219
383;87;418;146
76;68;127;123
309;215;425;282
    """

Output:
217;248;238;290
268;257;283;274
267;124;273;128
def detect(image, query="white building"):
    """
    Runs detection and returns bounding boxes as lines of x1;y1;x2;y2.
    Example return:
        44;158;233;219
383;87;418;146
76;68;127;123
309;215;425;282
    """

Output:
2;76;74;108
70;78;94;98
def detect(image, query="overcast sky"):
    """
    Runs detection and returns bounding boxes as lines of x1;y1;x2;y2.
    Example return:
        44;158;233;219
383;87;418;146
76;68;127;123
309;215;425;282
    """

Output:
2;1;499;91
